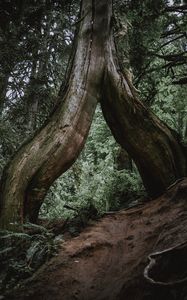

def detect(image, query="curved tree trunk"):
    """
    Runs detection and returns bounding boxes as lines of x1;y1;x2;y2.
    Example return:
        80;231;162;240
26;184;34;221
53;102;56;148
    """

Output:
0;0;186;230
100;14;187;197
5;179;187;300
0;0;108;229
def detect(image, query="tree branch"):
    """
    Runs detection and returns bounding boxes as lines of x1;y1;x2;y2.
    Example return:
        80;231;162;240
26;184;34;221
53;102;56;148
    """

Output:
172;77;187;85
165;4;187;13
148;51;187;62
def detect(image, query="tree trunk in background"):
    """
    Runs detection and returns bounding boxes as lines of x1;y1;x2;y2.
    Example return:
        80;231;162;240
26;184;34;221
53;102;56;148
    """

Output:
0;0;187;230
0;0;26;117
26;10;52;132
0;74;8;115
116;148;132;171
25;58;38;131
184;125;187;144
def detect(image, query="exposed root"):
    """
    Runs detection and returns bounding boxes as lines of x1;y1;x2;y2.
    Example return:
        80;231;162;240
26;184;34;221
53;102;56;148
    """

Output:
144;241;187;286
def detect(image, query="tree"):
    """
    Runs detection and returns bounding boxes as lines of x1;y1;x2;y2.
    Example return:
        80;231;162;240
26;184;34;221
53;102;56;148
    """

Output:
5;178;187;300
0;0;186;230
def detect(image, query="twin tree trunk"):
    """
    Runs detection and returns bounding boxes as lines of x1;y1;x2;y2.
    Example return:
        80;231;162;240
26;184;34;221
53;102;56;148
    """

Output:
0;0;186;230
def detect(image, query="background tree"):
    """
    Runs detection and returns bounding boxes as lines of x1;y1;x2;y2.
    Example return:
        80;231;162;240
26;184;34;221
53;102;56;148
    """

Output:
0;0;186;230
0;0;76;169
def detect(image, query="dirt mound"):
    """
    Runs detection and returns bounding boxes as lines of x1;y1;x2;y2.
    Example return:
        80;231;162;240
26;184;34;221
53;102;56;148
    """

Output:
6;179;187;300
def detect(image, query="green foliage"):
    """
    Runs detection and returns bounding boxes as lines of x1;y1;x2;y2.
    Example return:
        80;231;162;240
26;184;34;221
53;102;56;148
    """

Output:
0;224;60;295
114;0;187;142
40;106;145;220
0;0;186;295
0;119;23;173
151;76;187;137
0;0;186;225
0;0;79;171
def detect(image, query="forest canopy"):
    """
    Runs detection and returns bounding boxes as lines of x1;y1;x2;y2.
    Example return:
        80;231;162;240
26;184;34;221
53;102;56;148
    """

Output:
0;0;186;226
0;0;187;299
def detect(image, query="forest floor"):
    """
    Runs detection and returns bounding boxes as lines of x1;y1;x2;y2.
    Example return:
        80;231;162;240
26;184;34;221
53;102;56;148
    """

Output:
5;179;187;300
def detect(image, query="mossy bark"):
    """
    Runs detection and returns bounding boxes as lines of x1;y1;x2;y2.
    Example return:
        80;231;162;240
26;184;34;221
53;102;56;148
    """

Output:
0;0;108;229
101;33;187;196
0;0;186;230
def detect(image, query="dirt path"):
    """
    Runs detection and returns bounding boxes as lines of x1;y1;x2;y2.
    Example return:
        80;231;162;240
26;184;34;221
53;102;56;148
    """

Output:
7;180;187;300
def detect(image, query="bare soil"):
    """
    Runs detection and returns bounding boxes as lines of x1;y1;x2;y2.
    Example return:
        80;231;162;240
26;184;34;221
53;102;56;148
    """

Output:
6;179;187;300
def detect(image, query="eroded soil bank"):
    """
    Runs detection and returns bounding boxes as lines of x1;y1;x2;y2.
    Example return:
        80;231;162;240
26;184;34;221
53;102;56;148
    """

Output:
6;179;187;300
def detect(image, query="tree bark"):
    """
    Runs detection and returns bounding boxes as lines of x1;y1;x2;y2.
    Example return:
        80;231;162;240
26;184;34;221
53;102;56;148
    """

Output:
5;179;187;300
0;0;108;229
116;148;133;171
100;16;187;197
0;0;187;230
0;73;8;115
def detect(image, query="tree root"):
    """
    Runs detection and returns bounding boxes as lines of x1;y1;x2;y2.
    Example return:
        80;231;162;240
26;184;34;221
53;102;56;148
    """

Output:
144;240;187;286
